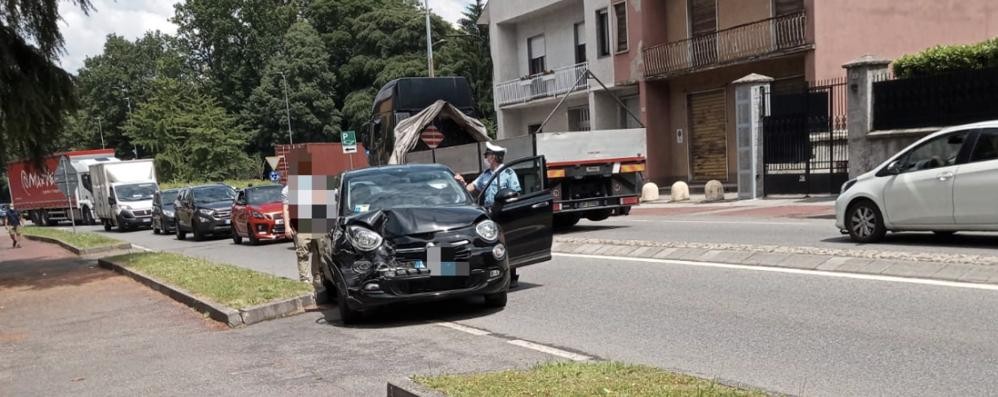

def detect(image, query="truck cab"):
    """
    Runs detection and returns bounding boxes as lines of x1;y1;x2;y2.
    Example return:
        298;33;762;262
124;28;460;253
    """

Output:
89;160;158;232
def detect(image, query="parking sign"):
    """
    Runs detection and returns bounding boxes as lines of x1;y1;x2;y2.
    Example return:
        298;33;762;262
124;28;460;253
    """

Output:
342;131;357;154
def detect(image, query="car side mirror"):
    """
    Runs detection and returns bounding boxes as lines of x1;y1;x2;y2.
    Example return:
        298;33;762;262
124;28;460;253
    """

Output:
495;188;520;204
108;197;116;205
886;160;903;175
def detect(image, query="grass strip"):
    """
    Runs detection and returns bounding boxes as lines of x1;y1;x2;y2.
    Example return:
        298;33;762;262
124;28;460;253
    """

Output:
22;226;123;249
415;361;768;397
108;251;312;309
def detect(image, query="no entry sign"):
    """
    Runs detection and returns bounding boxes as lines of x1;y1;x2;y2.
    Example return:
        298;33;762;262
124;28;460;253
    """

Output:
420;125;444;149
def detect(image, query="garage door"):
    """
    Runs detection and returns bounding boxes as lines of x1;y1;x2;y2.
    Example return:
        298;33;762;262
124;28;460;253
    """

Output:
688;90;728;181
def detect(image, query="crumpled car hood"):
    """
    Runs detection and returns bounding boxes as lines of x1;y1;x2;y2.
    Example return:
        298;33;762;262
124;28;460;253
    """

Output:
347;206;487;237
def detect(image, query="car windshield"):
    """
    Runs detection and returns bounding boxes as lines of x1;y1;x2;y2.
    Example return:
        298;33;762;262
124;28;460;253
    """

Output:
344;168;470;215
193;186;236;204
116;183;157;202
246;186;283;205
161;191;179;208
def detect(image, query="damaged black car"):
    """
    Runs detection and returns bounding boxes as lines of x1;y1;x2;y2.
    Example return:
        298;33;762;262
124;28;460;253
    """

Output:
320;159;553;323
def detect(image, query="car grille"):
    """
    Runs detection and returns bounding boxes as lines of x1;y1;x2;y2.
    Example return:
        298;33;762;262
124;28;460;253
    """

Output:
392;277;472;294
270;213;283;220
132;210;152;217
213;209;231;220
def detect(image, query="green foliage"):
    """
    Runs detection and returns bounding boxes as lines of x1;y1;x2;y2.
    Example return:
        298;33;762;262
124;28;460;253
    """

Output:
893;37;998;78
438;0;495;131
123;78;256;182
248;20;341;150
0;0;92;168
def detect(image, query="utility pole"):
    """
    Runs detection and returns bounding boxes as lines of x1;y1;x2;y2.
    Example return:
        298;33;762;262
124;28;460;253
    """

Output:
425;0;434;77
279;71;294;145
96;117;105;149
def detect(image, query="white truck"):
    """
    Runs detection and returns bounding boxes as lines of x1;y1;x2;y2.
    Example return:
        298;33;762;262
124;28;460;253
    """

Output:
89;160;158;231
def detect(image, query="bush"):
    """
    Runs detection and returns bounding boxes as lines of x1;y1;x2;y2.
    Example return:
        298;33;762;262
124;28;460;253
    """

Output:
893;37;998;78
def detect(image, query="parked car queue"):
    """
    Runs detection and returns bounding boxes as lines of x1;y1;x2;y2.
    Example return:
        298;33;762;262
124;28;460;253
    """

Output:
147;183;290;244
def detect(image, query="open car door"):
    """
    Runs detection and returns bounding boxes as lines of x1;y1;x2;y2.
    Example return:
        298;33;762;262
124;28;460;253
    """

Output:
479;156;553;268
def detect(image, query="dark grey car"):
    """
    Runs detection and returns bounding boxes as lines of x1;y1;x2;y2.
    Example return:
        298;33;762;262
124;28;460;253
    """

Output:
174;184;236;241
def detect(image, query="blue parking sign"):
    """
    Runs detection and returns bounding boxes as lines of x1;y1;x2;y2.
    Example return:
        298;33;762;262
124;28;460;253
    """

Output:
269;171;280;182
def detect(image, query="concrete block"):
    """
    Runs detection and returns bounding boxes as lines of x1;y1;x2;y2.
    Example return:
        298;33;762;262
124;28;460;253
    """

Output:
744;253;792;267
700;250;753;264
641;182;660;202
670;181;690;202
704;180;725;202
816;256;852;271
880;261;947;279
777;254;831;270
666;248;709;261
957;267;998;283
606;245;635;256
240;296;307;326
833;258;879;274
652;248;678;259
930;264;973;281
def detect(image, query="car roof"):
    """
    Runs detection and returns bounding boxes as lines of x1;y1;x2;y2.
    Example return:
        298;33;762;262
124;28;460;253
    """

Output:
924;120;998;139
190;183;232;189
343;164;451;179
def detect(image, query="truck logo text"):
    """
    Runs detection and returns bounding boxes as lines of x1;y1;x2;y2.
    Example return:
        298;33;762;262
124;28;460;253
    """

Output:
20;169;56;194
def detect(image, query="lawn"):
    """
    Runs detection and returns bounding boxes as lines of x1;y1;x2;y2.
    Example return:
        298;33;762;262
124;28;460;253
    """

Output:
158;179;276;190
415;362;768;397
22;226;124;249
108;252;312;309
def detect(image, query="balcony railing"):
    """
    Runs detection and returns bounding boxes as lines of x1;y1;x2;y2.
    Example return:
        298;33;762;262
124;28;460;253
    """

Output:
644;12;809;78
495;62;589;107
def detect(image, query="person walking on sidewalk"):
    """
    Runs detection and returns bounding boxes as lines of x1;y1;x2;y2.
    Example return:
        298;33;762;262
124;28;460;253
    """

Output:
4;205;23;248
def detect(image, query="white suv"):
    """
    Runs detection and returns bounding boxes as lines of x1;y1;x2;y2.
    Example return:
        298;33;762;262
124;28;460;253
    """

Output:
836;121;998;243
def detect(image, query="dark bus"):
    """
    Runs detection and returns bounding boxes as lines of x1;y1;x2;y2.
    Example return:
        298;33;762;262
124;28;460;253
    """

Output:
366;77;481;166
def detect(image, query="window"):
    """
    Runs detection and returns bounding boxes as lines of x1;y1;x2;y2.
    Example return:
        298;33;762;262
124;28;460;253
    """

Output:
613;3;628;52
568;107;591;131
596;8;610;57
620;96;641;129
528;35;546;75
574;22;586;64
897;132;968;173
773;0;804;16
971;129;998;162
689;0;717;36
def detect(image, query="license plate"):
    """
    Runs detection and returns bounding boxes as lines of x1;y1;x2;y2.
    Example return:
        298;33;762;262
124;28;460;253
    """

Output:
586;166;601;173
223;219;230;225
578;200;601;209
426;246;469;277
275;219;284;225
142;218;151;223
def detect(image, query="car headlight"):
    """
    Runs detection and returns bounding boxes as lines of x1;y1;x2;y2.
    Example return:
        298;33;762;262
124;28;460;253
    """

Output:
163;210;175;217
121;205;133;211
841;179;858;194
476;220;499;242
198;208;215;216
347;225;383;252
492;243;507;260
252;210;265;219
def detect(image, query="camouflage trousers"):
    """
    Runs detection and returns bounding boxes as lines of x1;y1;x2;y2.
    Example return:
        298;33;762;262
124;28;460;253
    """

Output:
294;234;325;290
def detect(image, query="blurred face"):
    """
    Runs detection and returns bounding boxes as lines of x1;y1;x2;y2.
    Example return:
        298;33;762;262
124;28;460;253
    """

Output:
484;153;499;169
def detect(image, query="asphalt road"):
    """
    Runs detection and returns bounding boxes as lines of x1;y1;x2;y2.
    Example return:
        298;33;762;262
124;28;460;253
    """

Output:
72;223;998;396
564;216;998;258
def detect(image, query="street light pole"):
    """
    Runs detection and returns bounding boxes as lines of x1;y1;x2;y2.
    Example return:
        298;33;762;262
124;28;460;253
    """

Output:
279;71;294;145
425;0;434;77
96;117;105;149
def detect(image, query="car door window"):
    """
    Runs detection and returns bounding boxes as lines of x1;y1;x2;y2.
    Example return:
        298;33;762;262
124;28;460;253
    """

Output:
970;129;998;163
479;157;546;207
898;131;968;173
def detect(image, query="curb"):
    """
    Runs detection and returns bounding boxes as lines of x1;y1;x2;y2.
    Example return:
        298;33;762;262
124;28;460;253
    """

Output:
24;234;132;255
98;257;313;328
386;379;447;397
554;238;998;285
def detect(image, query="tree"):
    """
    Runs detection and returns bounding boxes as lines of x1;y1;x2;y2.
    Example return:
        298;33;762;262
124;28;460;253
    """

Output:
124;78;255;182
75;32;186;157
248;20;341;150
0;0;93;167
438;0;495;135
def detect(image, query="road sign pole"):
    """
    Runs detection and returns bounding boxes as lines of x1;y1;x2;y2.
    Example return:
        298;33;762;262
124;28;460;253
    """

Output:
62;159;77;233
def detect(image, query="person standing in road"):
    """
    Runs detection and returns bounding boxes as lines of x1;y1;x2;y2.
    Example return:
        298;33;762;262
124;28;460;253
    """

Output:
455;142;523;285
4;205;23;248
283;179;322;292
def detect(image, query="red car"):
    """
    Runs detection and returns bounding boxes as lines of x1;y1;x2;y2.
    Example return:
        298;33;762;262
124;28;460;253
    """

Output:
231;185;288;245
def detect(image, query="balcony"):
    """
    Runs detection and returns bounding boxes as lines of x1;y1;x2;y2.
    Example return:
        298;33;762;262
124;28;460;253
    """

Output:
495;62;589;107
643;12;810;78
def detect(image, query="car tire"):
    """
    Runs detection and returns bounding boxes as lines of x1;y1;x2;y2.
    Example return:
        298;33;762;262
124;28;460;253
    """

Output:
483;290;508;308
175;220;187;241
553;214;581;230
232;230;242;245
846;200;887;243
933;231;956;237
337;281;361;325
247;224;259;246
116;215;128;232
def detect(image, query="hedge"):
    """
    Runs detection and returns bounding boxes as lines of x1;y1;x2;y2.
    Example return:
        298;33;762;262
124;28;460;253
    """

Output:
893;37;998;79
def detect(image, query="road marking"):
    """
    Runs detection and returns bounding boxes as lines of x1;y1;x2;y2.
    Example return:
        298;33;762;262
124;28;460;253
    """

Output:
508;340;592;361
556;253;998;292
436;321;491;336
619;219;809;226
132;244;154;252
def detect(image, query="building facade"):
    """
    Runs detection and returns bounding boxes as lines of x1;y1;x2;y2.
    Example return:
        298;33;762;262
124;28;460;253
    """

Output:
483;0;998;188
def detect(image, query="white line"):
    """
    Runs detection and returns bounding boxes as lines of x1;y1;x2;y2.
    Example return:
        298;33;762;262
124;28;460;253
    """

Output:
132;244;154;252
620;219;808;226
508;340;592;361
436;322;491;336
555;253;998;292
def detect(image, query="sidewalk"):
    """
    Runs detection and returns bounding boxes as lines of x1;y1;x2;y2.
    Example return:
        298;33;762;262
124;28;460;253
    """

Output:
635;195;836;219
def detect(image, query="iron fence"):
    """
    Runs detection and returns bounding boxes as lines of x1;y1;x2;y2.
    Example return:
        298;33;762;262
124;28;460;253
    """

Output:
873;66;998;130
494;62;589;107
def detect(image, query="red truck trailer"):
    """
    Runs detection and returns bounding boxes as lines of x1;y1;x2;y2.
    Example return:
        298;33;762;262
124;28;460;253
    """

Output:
7;149;117;225
274;143;368;185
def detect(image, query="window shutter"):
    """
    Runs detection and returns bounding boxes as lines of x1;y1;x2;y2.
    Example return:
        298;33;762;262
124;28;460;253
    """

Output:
529;36;546;59
774;0;804;16
689;0;717;36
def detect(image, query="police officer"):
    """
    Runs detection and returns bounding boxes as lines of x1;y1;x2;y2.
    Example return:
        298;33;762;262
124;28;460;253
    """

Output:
455;142;523;285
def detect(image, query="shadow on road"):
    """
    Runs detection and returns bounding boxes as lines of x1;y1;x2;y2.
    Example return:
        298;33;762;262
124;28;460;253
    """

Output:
822;232;998;250
556;225;627;235
0;257;113;291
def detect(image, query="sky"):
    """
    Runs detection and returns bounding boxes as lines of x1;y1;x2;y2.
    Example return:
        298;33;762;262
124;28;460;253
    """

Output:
57;0;474;74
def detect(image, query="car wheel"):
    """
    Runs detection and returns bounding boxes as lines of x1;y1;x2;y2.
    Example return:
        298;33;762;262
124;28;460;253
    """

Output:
483;290;508;308
933;231;956;237
232;230;242;245
846;200;886;243
104;220;112;232
192;220;204;241
553;214;581;230
337;281;361;325
247;224;259;246
175;220;187;241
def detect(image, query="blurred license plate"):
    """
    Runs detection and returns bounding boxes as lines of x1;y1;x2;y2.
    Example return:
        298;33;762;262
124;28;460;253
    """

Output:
142;218;151;223
578;200;601;209
426;246;469;277
223;219;230;225
275;219;284;225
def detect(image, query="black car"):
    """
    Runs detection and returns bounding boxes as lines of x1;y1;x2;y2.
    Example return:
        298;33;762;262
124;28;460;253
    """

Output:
174;184;237;241
152;188;180;235
320;158;553;323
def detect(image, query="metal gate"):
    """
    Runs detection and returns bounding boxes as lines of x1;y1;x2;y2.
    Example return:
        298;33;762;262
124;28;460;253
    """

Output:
762;78;849;195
